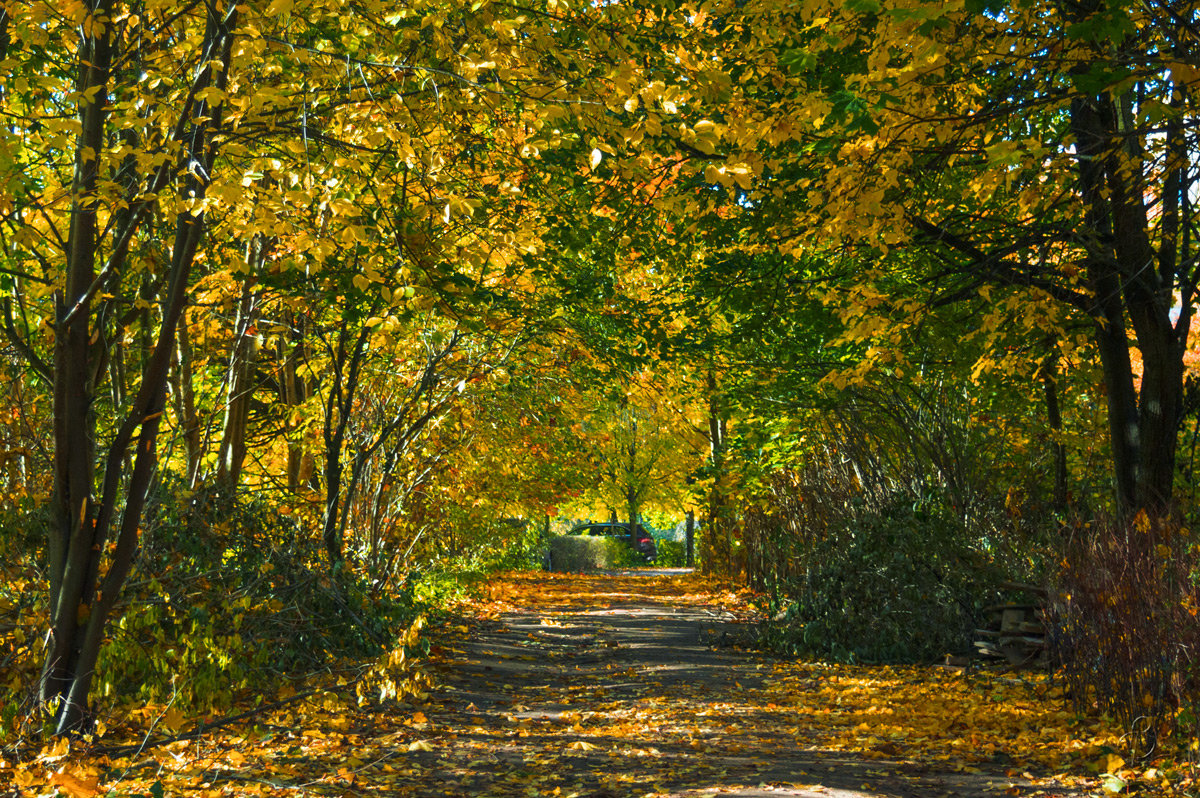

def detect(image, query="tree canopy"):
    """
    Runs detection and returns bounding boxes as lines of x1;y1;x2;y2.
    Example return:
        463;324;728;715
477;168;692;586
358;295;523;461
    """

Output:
0;0;1198;752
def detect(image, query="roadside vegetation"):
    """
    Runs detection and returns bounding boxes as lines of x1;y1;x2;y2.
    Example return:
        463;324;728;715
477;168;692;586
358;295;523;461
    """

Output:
2;0;1199;794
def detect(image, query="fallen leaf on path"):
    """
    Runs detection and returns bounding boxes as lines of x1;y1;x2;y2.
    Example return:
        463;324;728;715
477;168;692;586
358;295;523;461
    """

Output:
48;770;101;798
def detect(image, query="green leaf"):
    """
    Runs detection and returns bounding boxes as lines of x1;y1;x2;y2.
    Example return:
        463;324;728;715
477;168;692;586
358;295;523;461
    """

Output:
845;0;882;13
1070;63;1133;95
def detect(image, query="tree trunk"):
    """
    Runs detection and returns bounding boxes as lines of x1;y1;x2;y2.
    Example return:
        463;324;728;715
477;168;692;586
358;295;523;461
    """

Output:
172;311;203;488
1040;347;1068;512
40;2;238;734
1070;85;1184;517
703;370;729;573
278;309;312;493
685;510;695;567
216;237;268;488
321;324;371;567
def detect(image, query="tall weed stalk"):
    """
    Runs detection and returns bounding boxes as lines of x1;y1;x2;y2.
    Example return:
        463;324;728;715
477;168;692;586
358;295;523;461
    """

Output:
1050;512;1200;760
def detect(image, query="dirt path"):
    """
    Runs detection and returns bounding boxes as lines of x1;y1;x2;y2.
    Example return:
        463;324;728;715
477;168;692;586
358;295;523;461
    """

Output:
391;572;1087;798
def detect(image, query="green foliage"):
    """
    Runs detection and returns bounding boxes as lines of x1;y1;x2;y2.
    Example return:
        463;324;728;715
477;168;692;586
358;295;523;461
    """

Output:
0;508;44;741
93;483;423;715
547;535;608;572
546;535;646;572
414;508;547;574
747;378;1055;663
759;497;999;663
655;540;688;568
602;537;647;569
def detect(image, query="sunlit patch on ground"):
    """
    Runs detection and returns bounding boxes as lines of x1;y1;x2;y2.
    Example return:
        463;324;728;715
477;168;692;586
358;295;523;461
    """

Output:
6;572;1182;798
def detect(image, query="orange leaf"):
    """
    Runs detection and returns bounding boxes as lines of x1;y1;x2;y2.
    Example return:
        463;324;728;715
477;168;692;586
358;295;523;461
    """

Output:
49;770;100;798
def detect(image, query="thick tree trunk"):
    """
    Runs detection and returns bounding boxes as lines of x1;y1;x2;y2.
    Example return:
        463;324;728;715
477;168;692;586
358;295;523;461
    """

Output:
1071;88;1185;517
42;0;114;728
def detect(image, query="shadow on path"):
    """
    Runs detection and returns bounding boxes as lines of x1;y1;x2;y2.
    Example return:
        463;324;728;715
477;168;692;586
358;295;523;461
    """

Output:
404;572;1084;798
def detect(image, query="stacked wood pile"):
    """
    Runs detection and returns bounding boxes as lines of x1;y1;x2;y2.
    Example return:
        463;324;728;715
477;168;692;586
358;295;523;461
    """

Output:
973;582;1048;667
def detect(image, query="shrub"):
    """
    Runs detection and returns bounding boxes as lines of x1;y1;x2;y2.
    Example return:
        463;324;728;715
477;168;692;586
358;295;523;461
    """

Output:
757;495;1001;662
656;540;687;567
92;480;422;715
0;507;46;742
1050;512;1200;759
547;535;609;571
745;377;1050;663
547;535;644;571
603;536;647;568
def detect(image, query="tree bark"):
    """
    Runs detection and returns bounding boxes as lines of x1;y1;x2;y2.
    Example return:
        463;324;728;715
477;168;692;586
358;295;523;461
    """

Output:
216;243;266;489
685;509;695;567
1040;348;1068;513
277;309;312;493
703;370;729;573
321;323;370;567
1069;77;1185;516
172;311;203;488
40;1;238;734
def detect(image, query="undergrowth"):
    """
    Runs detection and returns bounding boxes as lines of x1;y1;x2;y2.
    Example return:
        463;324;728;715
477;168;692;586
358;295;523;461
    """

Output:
0;480;434;746
1051;511;1200;762
547;535;646;571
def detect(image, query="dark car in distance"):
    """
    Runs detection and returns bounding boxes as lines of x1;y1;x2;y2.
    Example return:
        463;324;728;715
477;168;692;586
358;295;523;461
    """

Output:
568;522;657;562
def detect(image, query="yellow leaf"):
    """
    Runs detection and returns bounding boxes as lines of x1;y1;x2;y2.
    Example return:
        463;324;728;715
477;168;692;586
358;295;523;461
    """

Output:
408;739;435;752
160;706;186;732
48;771;100;798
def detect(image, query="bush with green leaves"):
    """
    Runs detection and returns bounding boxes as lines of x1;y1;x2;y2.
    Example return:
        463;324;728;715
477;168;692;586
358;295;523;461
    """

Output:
655;540;687;567
93;481;423;714
547;534;645;571
746;377;1053;663
0;506;46;741
757;496;1000;662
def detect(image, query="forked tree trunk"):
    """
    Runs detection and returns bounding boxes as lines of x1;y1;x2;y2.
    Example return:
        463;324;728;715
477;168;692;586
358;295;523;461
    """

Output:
321;324;371;566
1069;77;1187;517
40;2;238;734
216;270;264;488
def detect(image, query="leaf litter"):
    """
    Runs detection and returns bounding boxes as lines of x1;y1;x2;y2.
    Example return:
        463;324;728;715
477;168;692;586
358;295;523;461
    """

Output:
3;572;1189;797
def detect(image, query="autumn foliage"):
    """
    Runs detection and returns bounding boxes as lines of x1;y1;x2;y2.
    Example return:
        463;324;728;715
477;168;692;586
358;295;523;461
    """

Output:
1;0;1200;792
